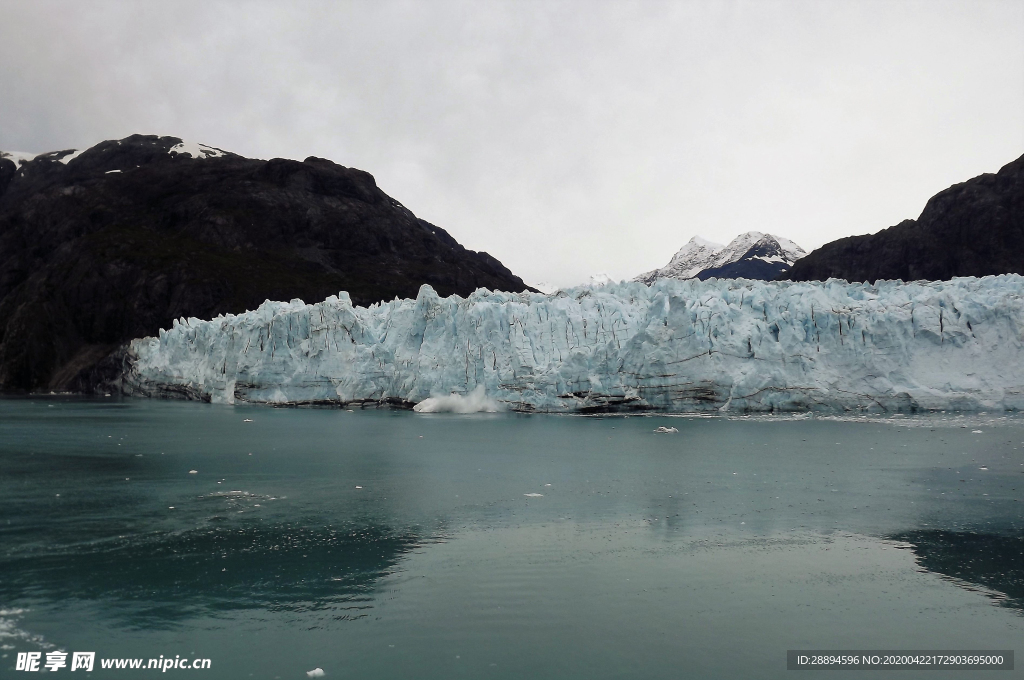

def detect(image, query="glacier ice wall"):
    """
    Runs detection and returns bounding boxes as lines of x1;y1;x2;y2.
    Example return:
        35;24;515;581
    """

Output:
121;276;1024;412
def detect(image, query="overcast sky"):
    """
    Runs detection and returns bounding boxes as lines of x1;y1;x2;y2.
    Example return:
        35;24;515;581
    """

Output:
1;0;1022;286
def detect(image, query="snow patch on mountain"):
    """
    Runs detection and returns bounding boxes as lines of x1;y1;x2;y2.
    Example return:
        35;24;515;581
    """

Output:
168;140;228;160
121;275;1024;414
2;148;93;166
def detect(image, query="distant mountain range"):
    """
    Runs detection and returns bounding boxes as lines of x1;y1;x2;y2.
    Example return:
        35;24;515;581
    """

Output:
0;135;531;392
634;232;806;284
785;153;1024;282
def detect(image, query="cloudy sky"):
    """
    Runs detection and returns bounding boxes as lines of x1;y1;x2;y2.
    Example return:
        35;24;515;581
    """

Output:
1;0;1022;286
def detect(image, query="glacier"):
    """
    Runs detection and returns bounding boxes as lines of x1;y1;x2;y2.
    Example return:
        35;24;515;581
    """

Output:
119;275;1024;413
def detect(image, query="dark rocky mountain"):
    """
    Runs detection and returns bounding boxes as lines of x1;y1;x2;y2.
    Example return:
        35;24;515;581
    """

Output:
0;135;532;393
785;153;1024;283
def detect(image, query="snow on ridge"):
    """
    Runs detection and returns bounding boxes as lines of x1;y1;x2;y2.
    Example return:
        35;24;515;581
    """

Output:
2;148;90;166
122;275;1024;414
57;148;86;165
0;151;41;166
774;235;807;262
706;231;765;270
168;140;227;160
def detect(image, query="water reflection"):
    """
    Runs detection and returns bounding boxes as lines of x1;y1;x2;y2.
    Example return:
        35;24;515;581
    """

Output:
891;529;1024;612
0;522;422;627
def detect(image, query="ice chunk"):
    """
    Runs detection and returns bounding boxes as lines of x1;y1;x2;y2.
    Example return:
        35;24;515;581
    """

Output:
306;669;325;678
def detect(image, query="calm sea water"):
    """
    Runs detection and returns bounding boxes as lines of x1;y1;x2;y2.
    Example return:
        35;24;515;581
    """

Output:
2;398;1024;679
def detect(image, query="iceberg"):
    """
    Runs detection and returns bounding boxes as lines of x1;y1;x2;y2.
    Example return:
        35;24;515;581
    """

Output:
120;275;1024;413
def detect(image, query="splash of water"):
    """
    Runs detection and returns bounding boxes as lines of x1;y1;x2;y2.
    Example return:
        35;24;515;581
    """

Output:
413;385;502;413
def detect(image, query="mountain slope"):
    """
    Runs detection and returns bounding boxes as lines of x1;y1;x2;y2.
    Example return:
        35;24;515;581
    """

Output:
785;153;1024;282
634;232;806;283
0;135;531;392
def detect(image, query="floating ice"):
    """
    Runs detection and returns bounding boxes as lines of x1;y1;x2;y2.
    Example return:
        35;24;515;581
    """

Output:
188;470;198;474
306;668;325;678
524;493;544;497
121;276;1024;413
654;426;679;433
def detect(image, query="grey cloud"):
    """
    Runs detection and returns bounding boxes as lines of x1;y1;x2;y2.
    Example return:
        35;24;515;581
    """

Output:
1;0;1022;286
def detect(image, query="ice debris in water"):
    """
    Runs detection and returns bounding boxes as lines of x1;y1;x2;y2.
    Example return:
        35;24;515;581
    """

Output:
654;426;679;433
306;669;325;678
123;276;1024;413
188;470;198;474
413;384;502;413
972;430;984;433
524;493;544;497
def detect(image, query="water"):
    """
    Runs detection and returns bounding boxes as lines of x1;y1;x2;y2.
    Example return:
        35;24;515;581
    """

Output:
2;398;1023;678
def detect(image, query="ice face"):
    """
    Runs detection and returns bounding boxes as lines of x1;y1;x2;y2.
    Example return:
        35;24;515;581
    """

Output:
122;276;1024;413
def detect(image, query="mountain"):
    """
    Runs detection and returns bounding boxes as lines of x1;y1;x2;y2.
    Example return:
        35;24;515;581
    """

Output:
0;135;531;393
634;232;806;284
785;153;1024;283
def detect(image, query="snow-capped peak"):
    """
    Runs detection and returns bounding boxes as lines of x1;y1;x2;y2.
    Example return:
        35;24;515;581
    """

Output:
633;235;725;284
588;273;615;287
635;231;807;284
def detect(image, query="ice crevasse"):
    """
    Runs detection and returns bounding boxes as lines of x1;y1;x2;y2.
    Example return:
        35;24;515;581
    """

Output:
121;276;1024;412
